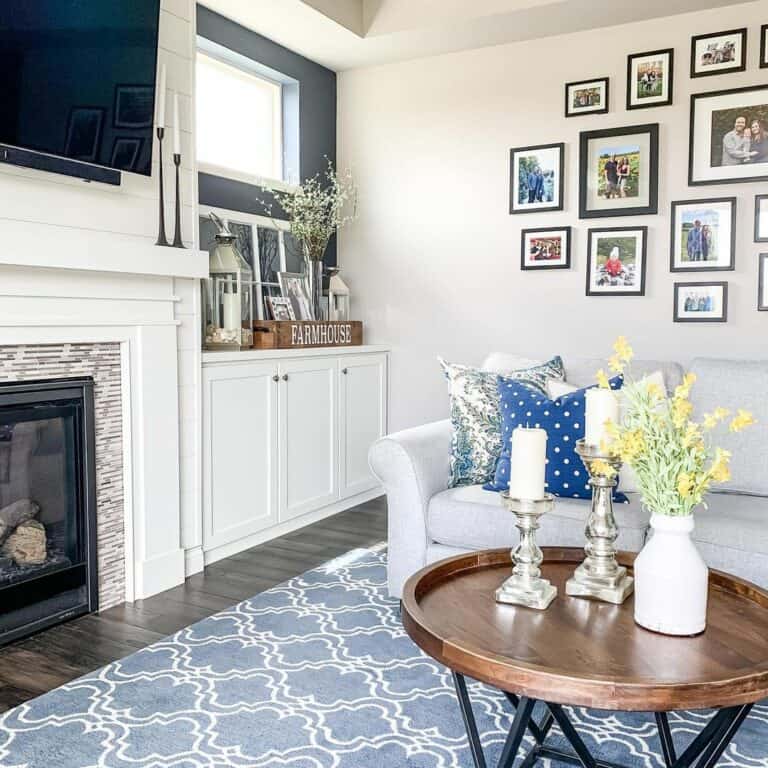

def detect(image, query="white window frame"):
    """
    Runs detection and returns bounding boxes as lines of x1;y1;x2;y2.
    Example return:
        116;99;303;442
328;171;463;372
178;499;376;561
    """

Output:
196;38;299;194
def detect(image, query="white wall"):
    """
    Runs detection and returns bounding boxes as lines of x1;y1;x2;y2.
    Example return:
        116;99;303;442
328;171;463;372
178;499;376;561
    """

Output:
338;1;768;432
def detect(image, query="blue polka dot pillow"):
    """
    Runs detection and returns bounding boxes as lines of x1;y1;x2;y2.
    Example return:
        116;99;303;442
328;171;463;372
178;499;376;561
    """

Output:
484;375;627;501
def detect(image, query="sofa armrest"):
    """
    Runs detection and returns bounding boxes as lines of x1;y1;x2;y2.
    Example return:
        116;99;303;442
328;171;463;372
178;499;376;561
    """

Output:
369;419;452;598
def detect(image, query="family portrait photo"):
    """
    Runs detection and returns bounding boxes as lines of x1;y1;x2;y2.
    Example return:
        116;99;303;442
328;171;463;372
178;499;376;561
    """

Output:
674;282;728;322
670;198;736;272
586;227;647;296
520;227;571;270
690;86;768;185
580;124;658;217
627;49;673;109
565;78;608;117
509;143;564;214
690;29;746;77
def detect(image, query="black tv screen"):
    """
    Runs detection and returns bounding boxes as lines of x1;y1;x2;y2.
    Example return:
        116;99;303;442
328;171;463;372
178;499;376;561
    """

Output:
0;1;162;177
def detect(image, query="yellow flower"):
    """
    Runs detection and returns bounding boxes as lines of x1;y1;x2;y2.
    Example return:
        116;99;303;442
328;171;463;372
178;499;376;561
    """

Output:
646;381;664;401
682;422;701;448
729;409;756;433
708;448;732;483
612;336;634;364
674;372;697;401
591;459;617;478
616;429;646;464
703;407;730;430
608;355;624;374
677;472;694;498
671;398;693;428
595;369;610;389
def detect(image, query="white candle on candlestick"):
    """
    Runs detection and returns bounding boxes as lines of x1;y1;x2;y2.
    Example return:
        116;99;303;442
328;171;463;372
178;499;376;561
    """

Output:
172;92;181;155
585;388;619;448
155;63;166;129
508;427;548;500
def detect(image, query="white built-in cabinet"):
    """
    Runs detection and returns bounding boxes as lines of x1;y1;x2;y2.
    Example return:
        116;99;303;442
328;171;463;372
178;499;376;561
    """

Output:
202;346;388;563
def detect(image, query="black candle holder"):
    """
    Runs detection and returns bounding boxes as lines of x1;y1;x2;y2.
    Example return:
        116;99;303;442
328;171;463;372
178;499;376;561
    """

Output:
172;153;185;249
155;127;169;247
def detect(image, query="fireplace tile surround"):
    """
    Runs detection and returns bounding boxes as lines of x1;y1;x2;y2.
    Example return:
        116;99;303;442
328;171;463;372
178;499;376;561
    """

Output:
0;344;125;609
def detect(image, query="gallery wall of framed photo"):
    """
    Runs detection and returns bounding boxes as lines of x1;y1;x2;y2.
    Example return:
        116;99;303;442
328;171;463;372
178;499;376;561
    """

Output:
336;3;768;429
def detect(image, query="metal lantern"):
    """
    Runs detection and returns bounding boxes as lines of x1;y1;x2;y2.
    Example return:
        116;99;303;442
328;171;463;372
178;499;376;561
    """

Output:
328;270;350;322
202;213;254;350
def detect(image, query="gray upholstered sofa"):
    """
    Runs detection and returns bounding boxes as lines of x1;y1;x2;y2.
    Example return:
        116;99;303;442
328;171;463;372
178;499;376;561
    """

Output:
370;356;768;599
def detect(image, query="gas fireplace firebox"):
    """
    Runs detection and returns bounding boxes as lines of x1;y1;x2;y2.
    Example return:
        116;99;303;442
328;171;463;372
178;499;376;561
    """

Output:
0;378;97;645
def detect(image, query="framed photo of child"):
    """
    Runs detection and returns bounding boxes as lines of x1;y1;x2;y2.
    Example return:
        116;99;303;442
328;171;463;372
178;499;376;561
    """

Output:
520;227;571;270
579;124;659;218
670;197;736;272
586;226;647;296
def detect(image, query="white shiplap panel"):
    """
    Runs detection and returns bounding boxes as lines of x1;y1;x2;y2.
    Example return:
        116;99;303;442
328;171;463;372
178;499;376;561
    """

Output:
161;0;193;22
159;9;194;60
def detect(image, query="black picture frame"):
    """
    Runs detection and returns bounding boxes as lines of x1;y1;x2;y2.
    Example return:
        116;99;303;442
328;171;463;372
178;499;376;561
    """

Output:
578;124;659;219
114;84;155;129
761;25;768;69
520;226;571;271
669;197;736;273
688;85;768;186
585;226;648;297
690;28;747;78
673;281;728;323
759;254;768;311
626;49;674;111
564;77;609;118
64;107;105;163
756;195;768;242
509;142;565;215
110;138;143;171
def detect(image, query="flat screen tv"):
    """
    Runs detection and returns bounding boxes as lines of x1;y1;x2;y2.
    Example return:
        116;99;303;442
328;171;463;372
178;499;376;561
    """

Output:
0;1;162;184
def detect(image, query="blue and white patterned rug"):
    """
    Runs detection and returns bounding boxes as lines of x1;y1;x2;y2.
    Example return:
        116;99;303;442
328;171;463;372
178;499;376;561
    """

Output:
1;545;766;767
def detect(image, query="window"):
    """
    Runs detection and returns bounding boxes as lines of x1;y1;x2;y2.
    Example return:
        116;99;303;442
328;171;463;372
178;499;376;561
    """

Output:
196;51;283;182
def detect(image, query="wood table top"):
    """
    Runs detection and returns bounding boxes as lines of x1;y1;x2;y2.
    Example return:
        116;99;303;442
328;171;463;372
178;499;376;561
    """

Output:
401;548;768;712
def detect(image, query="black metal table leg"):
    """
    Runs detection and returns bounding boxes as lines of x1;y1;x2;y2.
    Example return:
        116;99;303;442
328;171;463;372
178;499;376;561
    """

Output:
497;697;536;768
546;702;598;768
694;704;753;768
503;691;555;745
655;713;677;767
452;671;488;768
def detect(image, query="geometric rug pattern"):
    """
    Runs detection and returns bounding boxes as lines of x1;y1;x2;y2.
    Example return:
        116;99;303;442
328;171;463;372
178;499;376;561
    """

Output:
0;545;766;767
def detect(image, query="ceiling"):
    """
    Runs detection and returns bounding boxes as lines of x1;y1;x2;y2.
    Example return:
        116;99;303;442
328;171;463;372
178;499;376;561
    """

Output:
200;0;750;71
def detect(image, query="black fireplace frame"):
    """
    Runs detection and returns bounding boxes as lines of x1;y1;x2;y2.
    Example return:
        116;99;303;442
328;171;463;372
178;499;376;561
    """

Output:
0;377;98;645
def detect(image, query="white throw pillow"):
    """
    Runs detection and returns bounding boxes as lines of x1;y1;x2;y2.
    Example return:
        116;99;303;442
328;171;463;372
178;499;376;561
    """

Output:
482;353;543;374
547;379;578;399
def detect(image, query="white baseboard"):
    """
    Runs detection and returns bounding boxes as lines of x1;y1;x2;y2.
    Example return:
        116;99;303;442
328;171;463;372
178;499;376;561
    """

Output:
184;545;205;577
202;488;384;567
134;548;186;600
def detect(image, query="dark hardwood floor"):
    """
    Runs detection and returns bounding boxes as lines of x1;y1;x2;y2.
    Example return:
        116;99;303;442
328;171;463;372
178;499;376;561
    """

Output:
0;496;387;713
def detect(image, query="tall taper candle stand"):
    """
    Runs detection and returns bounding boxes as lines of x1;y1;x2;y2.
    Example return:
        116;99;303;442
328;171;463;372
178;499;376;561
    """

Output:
172;153;185;249
155;127;169;247
496;492;557;610
565;440;634;604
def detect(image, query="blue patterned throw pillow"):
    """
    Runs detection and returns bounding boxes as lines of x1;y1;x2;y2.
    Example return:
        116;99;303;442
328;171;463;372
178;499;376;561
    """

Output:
440;356;565;487
484;375;627;501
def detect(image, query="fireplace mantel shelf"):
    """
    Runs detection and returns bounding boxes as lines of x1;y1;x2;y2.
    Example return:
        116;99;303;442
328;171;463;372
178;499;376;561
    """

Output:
2;219;208;279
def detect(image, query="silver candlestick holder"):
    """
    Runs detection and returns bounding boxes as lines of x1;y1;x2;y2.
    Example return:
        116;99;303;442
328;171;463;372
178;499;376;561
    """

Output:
496;492;557;610
565;439;634;604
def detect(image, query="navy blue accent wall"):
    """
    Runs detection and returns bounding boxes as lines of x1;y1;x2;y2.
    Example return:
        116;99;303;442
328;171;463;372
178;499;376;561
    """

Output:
196;5;337;265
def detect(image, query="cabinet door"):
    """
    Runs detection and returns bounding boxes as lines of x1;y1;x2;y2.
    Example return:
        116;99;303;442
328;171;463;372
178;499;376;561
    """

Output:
203;362;279;551
340;353;387;498
278;357;339;521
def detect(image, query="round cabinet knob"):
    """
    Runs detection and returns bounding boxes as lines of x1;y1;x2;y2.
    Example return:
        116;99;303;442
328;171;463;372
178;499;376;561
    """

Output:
282;374;289;381
272;375;279;382
342;368;348;375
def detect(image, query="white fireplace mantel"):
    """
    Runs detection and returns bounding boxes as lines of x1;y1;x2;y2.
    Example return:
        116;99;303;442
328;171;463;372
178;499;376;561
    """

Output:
2;218;208;279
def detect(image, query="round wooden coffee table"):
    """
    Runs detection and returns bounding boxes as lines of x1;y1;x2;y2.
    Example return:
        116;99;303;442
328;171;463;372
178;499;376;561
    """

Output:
401;547;768;768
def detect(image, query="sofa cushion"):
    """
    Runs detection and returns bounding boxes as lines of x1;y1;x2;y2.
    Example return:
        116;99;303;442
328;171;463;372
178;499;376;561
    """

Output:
689;358;768;496
485;375;627;501
440;356;565;487
427;484;649;553
482;353;544;374
563;357;684;392
692;492;768;553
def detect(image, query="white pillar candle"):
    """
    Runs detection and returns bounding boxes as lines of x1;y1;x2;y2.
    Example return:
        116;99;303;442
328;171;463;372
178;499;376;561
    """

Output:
172;92;181;155
508;427;548;500
585;388;619;448
155;63;166;129
222;292;240;331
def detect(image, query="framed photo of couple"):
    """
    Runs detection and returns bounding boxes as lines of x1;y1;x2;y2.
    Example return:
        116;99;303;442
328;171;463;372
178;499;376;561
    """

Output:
689;85;768;186
579;124;659;218
509;143;564;214
670;197;736;273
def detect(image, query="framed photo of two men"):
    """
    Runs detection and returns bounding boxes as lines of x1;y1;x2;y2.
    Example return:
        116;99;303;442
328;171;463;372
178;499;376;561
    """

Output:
689;85;768;186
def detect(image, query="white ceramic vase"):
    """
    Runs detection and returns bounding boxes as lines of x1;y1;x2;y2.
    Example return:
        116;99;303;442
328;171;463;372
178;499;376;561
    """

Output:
633;513;709;636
